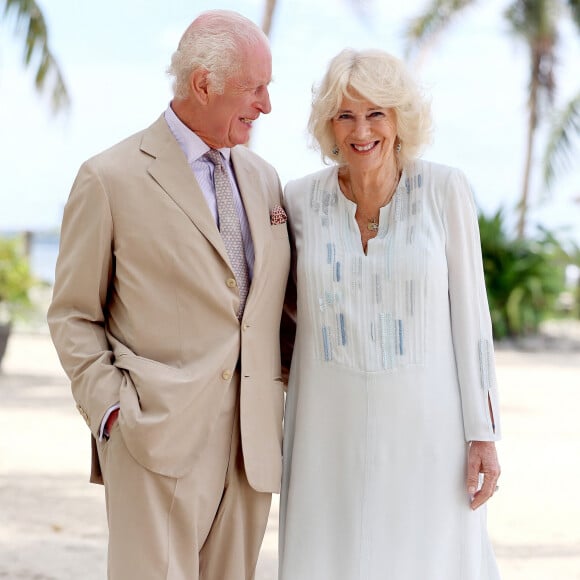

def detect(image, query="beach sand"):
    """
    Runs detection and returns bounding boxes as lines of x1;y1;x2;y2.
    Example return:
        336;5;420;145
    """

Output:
1;328;579;579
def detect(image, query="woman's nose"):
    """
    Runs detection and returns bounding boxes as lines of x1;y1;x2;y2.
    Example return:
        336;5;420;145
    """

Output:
352;118;371;137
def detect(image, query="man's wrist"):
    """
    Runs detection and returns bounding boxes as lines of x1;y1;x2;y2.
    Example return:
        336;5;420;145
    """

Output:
104;408;120;438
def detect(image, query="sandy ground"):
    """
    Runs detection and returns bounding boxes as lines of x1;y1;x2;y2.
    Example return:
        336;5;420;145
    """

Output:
1;328;579;579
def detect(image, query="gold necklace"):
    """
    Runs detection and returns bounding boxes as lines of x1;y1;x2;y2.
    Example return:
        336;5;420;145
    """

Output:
348;173;399;232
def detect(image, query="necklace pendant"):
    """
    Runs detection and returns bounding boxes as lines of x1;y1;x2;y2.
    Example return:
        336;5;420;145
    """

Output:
367;221;379;232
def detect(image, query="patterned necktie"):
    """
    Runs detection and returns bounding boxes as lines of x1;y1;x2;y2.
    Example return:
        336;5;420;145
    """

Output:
205;149;249;318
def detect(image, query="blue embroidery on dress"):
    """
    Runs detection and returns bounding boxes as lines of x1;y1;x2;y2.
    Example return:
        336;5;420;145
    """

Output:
306;166;426;372
339;313;347;346
379;312;394;369
375;274;382;305
479;338;492;391
326;243;333;264
406;280;415;316
397;319;404;355
322;326;332;361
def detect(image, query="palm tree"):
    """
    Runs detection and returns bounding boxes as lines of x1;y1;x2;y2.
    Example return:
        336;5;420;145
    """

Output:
405;0;580;238
261;0;277;38
260;0;371;38
2;0;70;113
543;90;580;190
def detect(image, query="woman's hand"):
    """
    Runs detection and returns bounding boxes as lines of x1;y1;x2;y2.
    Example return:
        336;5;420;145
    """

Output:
467;441;500;510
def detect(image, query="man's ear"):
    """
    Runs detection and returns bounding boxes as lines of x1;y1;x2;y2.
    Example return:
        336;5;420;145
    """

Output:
190;68;210;104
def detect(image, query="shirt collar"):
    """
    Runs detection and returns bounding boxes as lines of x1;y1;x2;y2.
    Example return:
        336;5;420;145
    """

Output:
164;104;232;164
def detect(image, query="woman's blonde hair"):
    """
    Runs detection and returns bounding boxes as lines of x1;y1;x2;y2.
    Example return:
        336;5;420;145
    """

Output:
309;48;433;168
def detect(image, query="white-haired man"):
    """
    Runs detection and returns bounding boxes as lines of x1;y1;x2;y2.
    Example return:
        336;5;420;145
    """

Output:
48;10;289;579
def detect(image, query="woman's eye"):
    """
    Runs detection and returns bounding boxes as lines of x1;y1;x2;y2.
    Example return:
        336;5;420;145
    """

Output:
369;111;384;119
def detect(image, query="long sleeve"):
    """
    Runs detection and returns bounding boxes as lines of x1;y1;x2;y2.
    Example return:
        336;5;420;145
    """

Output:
443;169;501;441
47;160;124;437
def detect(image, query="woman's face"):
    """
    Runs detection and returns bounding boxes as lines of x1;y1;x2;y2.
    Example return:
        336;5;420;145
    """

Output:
331;94;398;173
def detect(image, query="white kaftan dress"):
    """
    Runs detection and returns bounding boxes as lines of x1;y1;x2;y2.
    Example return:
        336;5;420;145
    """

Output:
279;160;501;580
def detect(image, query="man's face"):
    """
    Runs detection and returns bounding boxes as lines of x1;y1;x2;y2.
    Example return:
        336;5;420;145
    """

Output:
203;39;272;149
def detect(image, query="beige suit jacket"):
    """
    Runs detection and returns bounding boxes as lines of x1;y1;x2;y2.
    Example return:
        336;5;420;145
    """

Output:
48;115;290;492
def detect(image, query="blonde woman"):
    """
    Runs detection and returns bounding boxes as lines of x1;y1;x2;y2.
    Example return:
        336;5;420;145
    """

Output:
279;48;501;580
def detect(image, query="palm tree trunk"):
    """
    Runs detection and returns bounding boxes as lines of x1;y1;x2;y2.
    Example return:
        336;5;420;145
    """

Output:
261;0;277;37
517;51;541;239
517;106;535;238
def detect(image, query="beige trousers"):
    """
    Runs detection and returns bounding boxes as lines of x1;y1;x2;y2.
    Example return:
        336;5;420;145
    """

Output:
96;375;272;580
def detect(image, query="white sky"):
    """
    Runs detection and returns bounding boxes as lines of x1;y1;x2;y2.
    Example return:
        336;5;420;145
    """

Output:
0;0;578;244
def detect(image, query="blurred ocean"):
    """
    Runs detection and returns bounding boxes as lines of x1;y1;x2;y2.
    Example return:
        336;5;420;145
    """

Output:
18;230;580;290
29;234;59;285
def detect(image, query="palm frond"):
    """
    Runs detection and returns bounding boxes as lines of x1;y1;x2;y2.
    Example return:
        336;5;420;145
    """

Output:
403;0;477;60
566;0;580;30
543;91;580;190
505;0;558;37
505;0;559;107
3;0;70;114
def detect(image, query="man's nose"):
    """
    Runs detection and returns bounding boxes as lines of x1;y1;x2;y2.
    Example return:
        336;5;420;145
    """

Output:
259;89;272;114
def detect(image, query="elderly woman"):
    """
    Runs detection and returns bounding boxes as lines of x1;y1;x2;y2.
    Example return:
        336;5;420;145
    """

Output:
279;48;502;579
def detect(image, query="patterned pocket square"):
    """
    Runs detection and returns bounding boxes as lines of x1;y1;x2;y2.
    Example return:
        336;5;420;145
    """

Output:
270;204;287;225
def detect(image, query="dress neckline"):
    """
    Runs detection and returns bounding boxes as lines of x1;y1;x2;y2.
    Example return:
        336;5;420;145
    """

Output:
334;165;407;256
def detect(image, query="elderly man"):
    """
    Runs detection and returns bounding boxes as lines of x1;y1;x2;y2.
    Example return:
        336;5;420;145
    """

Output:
48;10;289;580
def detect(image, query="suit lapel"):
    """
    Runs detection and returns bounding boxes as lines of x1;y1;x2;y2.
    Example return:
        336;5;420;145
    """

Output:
140;116;230;265
140;118;274;314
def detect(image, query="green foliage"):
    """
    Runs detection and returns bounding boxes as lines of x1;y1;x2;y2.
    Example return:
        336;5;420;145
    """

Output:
565;242;580;319
0;236;35;321
478;208;567;339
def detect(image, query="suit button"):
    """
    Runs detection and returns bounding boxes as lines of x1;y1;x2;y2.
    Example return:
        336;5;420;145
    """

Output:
221;370;232;380
226;278;237;288
242;323;250;331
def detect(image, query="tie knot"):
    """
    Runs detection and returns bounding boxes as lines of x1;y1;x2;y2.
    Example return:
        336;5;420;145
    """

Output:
205;149;224;170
